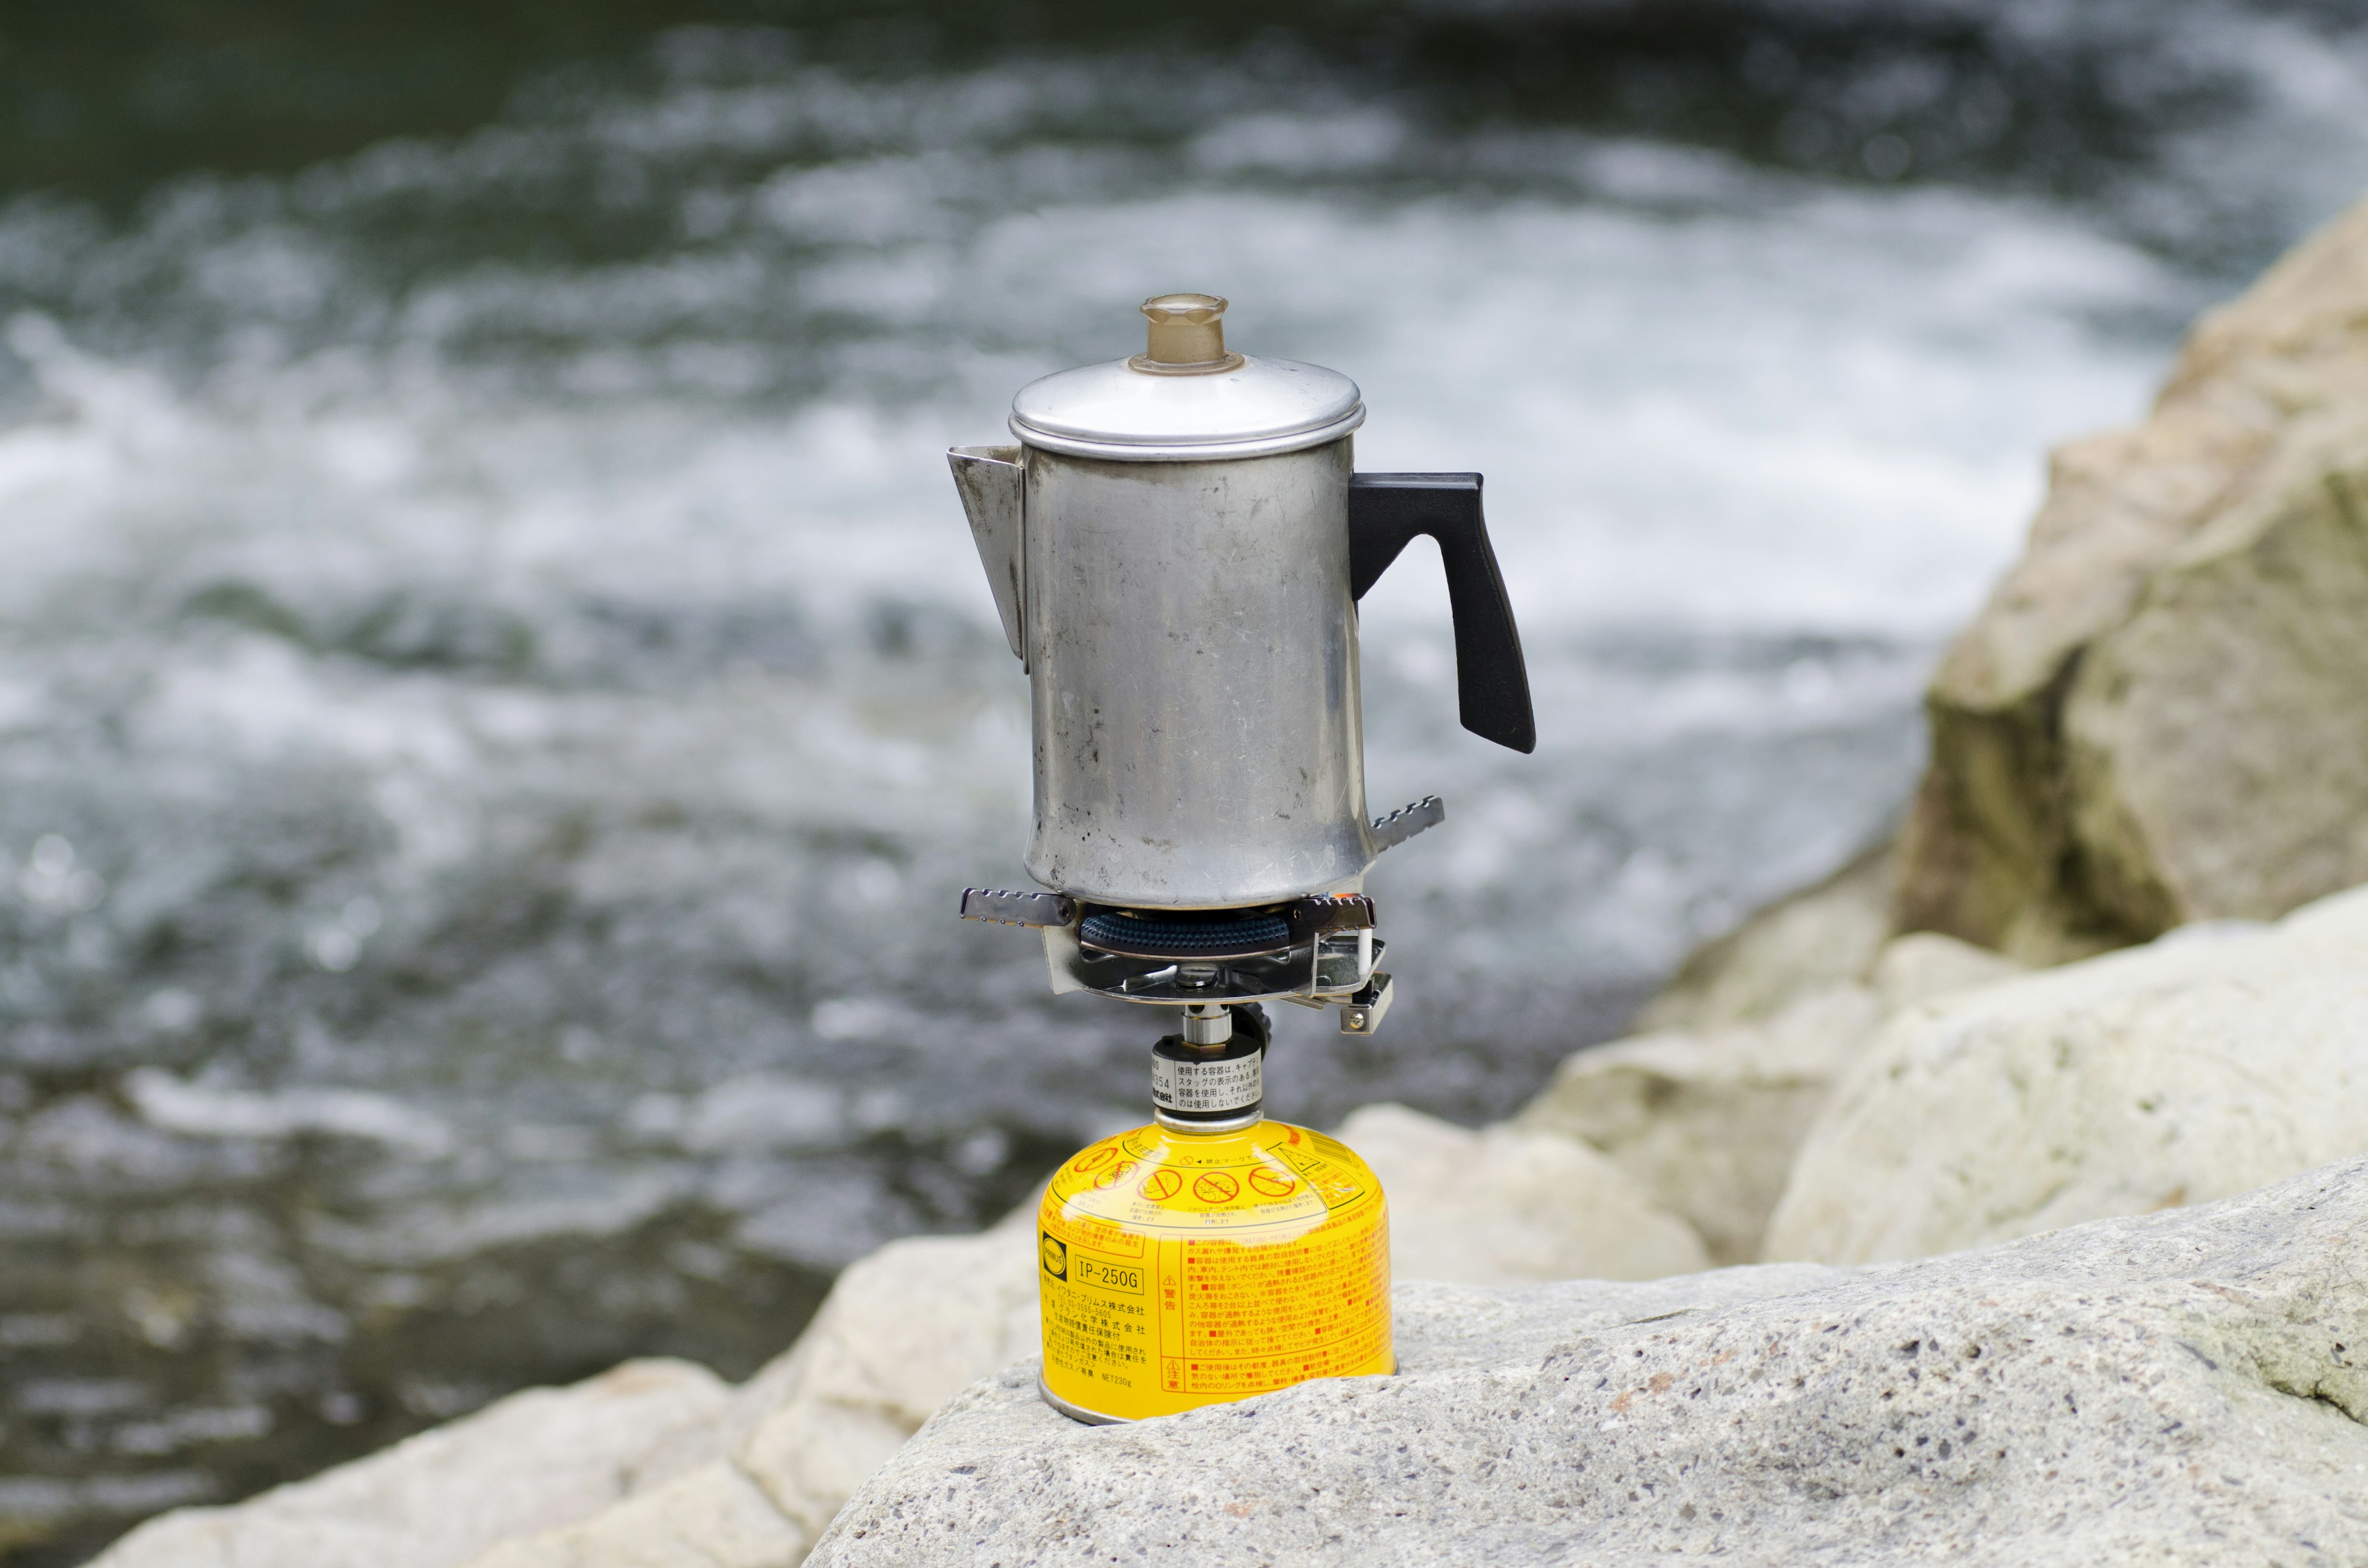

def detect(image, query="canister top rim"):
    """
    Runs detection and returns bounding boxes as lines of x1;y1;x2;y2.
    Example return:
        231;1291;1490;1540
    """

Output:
1009;354;1365;462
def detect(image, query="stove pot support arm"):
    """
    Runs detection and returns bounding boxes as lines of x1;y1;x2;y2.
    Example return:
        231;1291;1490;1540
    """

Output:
1347;472;1536;753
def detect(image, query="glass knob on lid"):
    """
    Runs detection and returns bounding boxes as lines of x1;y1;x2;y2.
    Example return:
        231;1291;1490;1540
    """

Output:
1132;293;1244;375
1009;295;1362;459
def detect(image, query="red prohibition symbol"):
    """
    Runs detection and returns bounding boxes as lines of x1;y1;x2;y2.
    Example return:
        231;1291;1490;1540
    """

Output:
1192;1172;1240;1204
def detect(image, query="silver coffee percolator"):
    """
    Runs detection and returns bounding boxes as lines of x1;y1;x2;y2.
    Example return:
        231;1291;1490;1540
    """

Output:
952;294;1531;1116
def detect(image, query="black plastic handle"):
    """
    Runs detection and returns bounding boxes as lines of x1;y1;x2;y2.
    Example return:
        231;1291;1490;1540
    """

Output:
1348;472;1536;754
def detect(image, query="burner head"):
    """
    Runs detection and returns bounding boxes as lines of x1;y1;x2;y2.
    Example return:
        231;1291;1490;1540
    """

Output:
1079;908;1293;960
1058;895;1378;1004
960;889;1384;1009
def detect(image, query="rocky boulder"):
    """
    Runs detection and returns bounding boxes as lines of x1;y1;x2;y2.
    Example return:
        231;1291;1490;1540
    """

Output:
1339;1102;1709;1284
88;1360;738;1568
462;1210;1041;1568
812;1157;2368;1566
1519;933;2020;1263
1899;194;2368;963
1634;841;1896;1033
1518;985;1878;1264
89;1212;1042;1568
1768;882;2368;1266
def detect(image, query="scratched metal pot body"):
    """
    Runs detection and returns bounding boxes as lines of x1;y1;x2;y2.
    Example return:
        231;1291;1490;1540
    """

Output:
1022;441;1367;908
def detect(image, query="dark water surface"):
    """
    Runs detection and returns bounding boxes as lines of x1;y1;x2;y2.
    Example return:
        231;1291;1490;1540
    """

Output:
2;1;2366;1560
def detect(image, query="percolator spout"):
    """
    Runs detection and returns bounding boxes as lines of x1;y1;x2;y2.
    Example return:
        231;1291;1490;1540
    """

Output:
947;444;1026;664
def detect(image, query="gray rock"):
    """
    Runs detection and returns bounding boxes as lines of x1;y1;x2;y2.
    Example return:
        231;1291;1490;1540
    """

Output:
1767;882;2368;1265
1899;194;2368;962
466;1461;807;1568
2061;425;2368;934
97;1208;1046;1568
1633;840;1895;1033
461;1206;1043;1568
811;1157;2368;1566
1516;935;2019;1265
89;1360;734;1568
1867;930;2026;1013
1336;1103;1709;1285
730;1209;1041;1543
1518;984;1880;1265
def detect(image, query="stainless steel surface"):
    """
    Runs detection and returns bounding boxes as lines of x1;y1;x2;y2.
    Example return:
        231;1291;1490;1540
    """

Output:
1315;930;1378;994
1037;1375;1125;1427
1149;1102;1264;1134
1022;441;1371;908
948;445;1026;663
1305;892;1376;932
1042;921;1086;996
1181;1004;1232;1045
1370;795;1447;853
1041;929;1379;1006
1338;972;1395;1035
959;887;1075;927
1051;937;1314;1004
1010;355;1362;462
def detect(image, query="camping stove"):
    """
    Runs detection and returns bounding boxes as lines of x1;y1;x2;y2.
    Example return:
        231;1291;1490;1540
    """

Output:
950;293;1533;1422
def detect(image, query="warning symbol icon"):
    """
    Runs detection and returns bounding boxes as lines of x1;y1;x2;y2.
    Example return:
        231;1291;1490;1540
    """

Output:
1191;1172;1240;1204
1138;1168;1182;1201
1247;1168;1296;1199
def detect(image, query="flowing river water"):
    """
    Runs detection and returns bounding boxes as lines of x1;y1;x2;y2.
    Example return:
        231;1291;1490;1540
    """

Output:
2;1;2365;1559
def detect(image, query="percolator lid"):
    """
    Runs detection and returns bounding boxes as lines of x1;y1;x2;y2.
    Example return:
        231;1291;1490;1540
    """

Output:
1008;294;1365;462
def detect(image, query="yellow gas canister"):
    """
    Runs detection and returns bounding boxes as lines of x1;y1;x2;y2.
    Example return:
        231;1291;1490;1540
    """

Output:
1036;1115;1392;1423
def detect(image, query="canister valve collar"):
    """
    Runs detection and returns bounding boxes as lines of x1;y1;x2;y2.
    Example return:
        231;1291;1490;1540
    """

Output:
1150;1004;1270;1131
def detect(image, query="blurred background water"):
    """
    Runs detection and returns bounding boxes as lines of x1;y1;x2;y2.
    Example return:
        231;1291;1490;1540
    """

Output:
2;0;2366;1559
